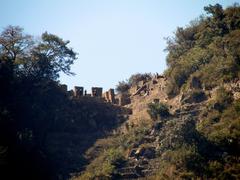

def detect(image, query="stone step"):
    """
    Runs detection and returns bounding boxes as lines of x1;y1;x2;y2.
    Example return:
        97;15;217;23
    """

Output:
118;163;160;175
119;172;140;179
118;167;136;174
175;109;201;116
142;169;154;175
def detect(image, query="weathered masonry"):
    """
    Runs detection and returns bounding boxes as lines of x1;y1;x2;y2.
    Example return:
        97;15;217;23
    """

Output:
103;88;116;104
74;86;84;97
60;84;132;106
91;87;103;97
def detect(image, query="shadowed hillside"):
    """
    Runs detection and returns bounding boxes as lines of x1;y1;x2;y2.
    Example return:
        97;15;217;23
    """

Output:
0;27;130;180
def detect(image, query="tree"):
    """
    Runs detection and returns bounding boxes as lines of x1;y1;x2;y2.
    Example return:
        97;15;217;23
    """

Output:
204;4;227;36
28;32;77;80
0;26;33;78
0;26;77;80
20;32;78;80
0;26;33;61
0;26;79;179
204;4;224;20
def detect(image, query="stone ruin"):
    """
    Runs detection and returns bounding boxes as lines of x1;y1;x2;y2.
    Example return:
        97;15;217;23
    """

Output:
92;87;103;97
74;86;84;97
59;83;131;106
116;93;131;106
103;88;116;103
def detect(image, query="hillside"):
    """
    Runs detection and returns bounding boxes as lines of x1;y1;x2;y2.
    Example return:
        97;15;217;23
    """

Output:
73;4;240;180
0;3;240;180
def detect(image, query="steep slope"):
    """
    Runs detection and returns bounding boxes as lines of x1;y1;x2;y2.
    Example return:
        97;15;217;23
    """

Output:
72;4;240;180
74;76;239;179
112;75;208;179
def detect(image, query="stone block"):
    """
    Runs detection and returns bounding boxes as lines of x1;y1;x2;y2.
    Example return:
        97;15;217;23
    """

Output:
74;86;84;97
92;87;103;97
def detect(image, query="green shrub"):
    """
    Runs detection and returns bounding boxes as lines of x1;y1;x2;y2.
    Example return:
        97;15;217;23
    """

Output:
213;87;233;112
155;145;204;179
116;73;152;93
191;90;206;102
164;4;240;97
76;148;125;180
115;81;130;94
147;102;170;120
198;99;240;150
128;73;152;87
183;89;207;103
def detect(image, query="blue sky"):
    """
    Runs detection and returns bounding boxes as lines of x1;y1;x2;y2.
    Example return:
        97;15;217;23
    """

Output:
1;0;239;91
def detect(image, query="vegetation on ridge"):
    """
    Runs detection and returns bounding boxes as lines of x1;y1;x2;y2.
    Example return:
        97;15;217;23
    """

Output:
76;3;240;180
1;2;240;180
164;3;240;96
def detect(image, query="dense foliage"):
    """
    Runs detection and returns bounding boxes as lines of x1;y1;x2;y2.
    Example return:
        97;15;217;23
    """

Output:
155;4;240;179
0;26;77;179
165;3;240;96
0;26;125;180
147;102;170;120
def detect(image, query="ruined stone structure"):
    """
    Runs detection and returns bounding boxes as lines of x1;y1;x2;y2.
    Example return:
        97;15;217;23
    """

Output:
66;85;119;106
74;86;84;97
103;91;110;102
92;87;103;97
116;93;131;106
103;89;116;103
108;89;115;103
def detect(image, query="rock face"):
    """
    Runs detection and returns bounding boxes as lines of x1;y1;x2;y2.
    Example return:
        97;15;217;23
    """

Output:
111;74;210;179
124;74;170;124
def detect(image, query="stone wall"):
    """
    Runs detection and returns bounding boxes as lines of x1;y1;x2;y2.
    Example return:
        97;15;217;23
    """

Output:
108;89;116;103
92;87;103;97
116;93;131;106
74;86;84;97
102;89;116;104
